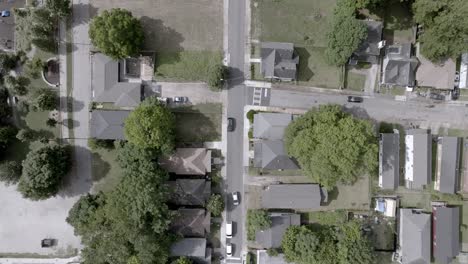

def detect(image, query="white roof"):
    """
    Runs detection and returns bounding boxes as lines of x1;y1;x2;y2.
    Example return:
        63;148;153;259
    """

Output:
460;53;468;89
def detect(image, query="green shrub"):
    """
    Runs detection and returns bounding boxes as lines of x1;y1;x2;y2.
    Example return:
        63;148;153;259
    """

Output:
88;138;115;150
267;248;280;257
247;209;271;240
246;110;259;124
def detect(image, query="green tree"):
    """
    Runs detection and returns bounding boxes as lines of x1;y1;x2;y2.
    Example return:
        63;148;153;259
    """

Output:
18;144;72;200
0;53;17;73
34;88;57;111
0;88;11;120
206;194;224;216
67;193;106;236
25;57;44;79
247;209;272;240
413;0;468;61
16;128;35;142
89;8;144;59
336;221;375;264
0;160;22;185
326;15;367;66
45;0;71;19
0;126;17;149
285;104;378;189
282;226;323;264
171;257;193;264
88;138;114;150
124;97;175;153
207;64;226;91
46;118;58;127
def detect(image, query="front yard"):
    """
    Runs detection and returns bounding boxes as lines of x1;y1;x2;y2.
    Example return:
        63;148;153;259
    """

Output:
251;0;342;88
172;103;222;143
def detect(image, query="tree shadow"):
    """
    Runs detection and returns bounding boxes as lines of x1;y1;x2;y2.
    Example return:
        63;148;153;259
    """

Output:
295;47;313;82
72;3;98;25
62;118;80;129
173;107;220;143
61;97;85;112
226;67;244;87
90;152;110;182
58;145;93;198
139;17;184;53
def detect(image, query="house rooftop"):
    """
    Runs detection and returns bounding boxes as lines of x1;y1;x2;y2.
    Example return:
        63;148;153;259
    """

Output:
433;206;460;264
260;184;326;209
382;43;418;87
168;179;211;206
253;113;293;140
437;137;460;194
353;20;383;63
253;140;299;170
170;208;211;237
255;213;300;248
170;238;211;264
399;209;431;264
257;250;293;264
260;42;299;80
159;148;212;175
405;129;432;189
89;110;130;140
379;133;400;190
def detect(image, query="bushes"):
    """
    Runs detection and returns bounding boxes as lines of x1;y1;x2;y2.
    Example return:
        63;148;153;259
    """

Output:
246;110;259;124
88;138;115;150
24;57;45;79
247;209;272;240
206;194;224;217
0;160;22;185
207;63;227;91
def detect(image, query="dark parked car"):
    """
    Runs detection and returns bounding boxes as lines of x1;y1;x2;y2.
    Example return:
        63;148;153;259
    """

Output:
41;239;55;248
227;117;235;132
429;93;445;101
347;96;363;103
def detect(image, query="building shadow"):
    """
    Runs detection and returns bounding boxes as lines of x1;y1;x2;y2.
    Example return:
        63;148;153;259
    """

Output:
295;47;313;82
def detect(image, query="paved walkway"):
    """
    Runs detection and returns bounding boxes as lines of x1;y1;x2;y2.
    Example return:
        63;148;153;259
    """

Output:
0;256;80;264
58;19;69;141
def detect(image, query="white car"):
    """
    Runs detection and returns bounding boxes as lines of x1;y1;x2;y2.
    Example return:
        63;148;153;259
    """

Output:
226;243;232;257
226;222;232;238
232;192;239;206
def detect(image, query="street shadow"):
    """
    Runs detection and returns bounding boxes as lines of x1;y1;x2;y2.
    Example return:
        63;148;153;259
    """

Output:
140;17;184;53
295;47;313;82
90;152;110;182
342;105;374;123
61;97;85;112
72;3;98;25
58;145;93;198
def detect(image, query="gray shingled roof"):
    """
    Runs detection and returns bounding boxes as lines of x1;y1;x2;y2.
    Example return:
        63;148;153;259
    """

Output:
168;179;211;206
379;133;400;190
383;44;418;87
92;53;142;107
438;137;460;194
261;184;325;209
159;148;212;175
89;110;130;140
170;238;209;260
255;213;300;248
405;129;432;189
261;42;299;80
253;113;292;140
399;209;431;264
253;140;299;170
433;206;460;264
353;21;383;63
170;209;211;237
257;251;293;264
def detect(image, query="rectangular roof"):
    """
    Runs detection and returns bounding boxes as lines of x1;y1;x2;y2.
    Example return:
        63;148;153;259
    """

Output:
353;20;383;63
257;250;294;264
170;238;207;258
170;209;211;237
460;53;468;88
399;209;431;264
260;42;299;80
159;148;211;175
168;179;211;206
254;140;299;170
433;206;460;264
405;130;432;189
255;213;300;248
253;113;293;140
437;137;460;194
89;110;131;140
379;133;400;190
261;184;324;209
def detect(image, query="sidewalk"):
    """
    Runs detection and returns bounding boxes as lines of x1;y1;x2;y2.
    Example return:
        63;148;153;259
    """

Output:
58;19;69;142
0;256;80;264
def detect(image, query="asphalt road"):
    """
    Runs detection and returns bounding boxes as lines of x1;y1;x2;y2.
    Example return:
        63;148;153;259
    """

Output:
269;89;468;130
226;0;247;260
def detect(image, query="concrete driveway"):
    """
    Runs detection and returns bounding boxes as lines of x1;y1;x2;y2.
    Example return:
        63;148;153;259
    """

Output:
158;82;224;105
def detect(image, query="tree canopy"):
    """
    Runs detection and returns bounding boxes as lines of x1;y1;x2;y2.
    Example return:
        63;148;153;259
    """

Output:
34;88;57;111
0;88;11;121
45;0;71;19
18;144;72;200
124;97;175;153
0;160;22;185
171;257;193;264
326;0;367;66
247;209;272;240
284;104;378;189
282;222;374;264
89;8;144;59
413;0;468;61
206;194;224;216
68;142;173;264
0;126;17;149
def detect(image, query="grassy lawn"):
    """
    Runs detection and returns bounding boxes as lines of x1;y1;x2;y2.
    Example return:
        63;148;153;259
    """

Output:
380;86;406;96
172;103;222;143
396;188;432;211
321;176;371;211
345;72;366;91
383;1;414;44
248;167;304;177
90;147;124;193
302;210;348;225
252;0;342;88
155;51;222;81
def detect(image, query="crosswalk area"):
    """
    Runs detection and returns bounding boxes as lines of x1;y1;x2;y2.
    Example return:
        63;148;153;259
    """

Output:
250;87;270;106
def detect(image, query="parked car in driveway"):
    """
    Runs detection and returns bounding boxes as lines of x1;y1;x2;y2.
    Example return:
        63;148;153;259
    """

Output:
232;192;240;206
347;96;363;103
227;117;235;132
173;96;188;103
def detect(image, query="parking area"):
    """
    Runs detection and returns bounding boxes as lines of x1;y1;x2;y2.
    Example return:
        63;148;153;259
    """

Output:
0;184;82;256
157;82;224;105
0;0;25;50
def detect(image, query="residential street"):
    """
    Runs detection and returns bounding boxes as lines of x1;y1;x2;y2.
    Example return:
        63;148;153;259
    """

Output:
268;88;468;131
70;0;92;189
225;0;248;260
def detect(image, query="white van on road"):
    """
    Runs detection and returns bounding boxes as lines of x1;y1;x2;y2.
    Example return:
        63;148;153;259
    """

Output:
226;222;233;238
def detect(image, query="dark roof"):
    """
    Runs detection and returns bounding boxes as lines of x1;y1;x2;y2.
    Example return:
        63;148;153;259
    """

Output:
255;213;300;248
253;113;293;140
89;110;130;139
170;209;211;237
383;44;418;87
159;148;212;175
253;140;299;170
261;184;325;209
399;209;431;264
438;137;460;194
433;206;460;264
261;42;299;80
353;21;383;63
92;53;142;107
168;179;211;206
170;238;211;264
405;129;432;189
379;133;400;190
257;250;292;264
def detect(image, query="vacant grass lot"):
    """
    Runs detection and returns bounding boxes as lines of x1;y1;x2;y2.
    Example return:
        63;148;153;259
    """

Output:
345;72;366;91
155;51;223;81
91;147;124;193
172;103;222;143
383;1;414;44
252;0;342;88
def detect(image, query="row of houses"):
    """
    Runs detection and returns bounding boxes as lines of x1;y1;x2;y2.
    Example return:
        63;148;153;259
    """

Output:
379;129;461;193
